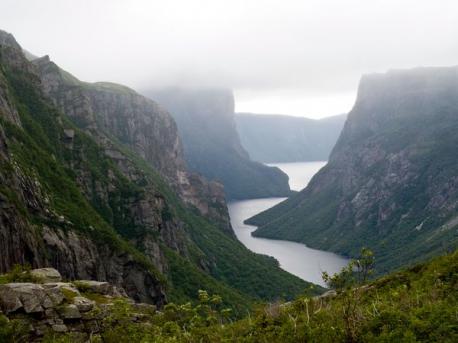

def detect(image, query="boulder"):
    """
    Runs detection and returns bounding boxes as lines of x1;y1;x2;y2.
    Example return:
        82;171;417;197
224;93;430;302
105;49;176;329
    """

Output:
52;324;68;333
30;268;62;283
0;283;52;313
43;282;80;303
0;284;22;313
74;280;126;297
57;304;81;319
72;296;94;313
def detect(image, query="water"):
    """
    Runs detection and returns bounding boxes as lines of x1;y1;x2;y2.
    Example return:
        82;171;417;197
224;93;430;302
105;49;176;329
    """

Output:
267;161;327;191
228;161;348;286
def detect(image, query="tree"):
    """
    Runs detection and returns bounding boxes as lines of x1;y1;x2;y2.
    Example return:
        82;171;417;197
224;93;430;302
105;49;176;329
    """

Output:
322;248;375;342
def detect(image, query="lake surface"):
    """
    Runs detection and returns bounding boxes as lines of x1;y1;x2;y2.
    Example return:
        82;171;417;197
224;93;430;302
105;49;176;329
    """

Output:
228;161;348;286
267;161;327;191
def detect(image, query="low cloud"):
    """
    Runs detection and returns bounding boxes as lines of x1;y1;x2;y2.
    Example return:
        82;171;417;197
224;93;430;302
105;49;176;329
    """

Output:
1;0;457;116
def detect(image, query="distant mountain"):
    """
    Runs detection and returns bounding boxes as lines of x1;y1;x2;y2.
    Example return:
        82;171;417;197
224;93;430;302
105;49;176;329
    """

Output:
247;66;458;274
235;113;346;163
146;88;291;200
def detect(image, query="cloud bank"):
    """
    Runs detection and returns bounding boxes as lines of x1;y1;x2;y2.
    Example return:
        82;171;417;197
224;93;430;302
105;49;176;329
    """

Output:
1;0;457;117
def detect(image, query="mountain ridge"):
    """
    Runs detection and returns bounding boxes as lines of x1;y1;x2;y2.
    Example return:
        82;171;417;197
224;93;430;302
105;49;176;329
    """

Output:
247;66;458;273
0;29;313;311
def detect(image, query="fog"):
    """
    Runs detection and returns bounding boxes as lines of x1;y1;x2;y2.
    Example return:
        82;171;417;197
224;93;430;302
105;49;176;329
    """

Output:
1;0;457;118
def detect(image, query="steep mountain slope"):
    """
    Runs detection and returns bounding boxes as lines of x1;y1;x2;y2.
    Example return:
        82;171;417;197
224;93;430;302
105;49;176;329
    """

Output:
146;88;291;200
235;113;346;163
248;67;458;273
32;56;231;233
0;30;312;311
0;31;166;305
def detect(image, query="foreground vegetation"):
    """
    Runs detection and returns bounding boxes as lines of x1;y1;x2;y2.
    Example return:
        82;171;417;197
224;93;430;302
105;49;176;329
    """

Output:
1;249;456;342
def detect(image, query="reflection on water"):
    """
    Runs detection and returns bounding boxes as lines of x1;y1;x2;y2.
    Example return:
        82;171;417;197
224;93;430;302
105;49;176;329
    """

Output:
228;161;348;286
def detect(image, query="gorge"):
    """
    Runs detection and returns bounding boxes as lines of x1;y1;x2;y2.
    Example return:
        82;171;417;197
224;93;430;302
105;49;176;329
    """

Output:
248;66;458;274
228;161;348;286
0;13;457;341
145;88;292;200
0;29;312;314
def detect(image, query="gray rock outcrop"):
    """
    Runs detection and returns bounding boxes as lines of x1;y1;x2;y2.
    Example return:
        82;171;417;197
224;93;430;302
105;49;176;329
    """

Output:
0;32;166;305
30;268;62;283
0;274;153;341
32;57;232;232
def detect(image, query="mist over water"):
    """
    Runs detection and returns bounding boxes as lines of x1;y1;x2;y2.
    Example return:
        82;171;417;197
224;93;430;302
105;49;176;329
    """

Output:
268;161;327;191
228;161;348;286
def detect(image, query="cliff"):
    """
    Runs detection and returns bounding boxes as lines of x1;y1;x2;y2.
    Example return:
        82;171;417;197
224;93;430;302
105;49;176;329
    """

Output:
0;36;166;304
146;88;292;200
248;66;458;273
0;29;311;309
235;113;346;163
32;56;231;233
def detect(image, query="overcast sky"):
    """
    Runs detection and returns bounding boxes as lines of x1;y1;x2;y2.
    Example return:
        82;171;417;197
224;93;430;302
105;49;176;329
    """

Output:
1;0;457;118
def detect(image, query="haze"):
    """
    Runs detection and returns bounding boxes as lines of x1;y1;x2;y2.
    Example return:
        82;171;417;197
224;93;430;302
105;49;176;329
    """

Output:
1;0;457;118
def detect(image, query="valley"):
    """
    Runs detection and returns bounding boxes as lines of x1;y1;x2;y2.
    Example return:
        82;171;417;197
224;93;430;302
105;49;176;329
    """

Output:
1;2;458;339
228;162;348;286
247;67;458;274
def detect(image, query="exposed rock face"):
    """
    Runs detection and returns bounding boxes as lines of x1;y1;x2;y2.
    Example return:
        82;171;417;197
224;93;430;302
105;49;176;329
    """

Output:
40;228;165;304
0;35;23;126
0;270;100;315
32;57;231;232
72;296;95;313
0;29;312;309
0;178;165;305
179;172;232;235
33;56;185;185
249;67;458;273
30;268;62;283
72;280;127;298
0;71;21;125
0;269;154;341
147;87;291;200
0;283;57;313
0;30;166;305
235;113;346;163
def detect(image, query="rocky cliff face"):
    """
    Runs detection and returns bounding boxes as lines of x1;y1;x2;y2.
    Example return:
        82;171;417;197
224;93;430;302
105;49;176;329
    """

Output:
34;57;186;184
249;67;458;273
0;268;159;341
0;30;310;308
0;36;166;305
147;88;291;200
32;56;231;233
0;129;165;306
